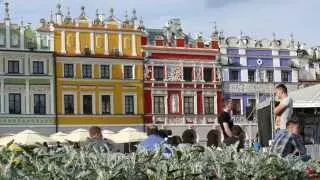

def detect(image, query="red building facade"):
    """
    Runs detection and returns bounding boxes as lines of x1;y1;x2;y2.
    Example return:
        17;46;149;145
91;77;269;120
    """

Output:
143;20;222;132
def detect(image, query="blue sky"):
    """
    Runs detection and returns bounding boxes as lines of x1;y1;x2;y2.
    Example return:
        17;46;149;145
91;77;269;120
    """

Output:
5;0;320;46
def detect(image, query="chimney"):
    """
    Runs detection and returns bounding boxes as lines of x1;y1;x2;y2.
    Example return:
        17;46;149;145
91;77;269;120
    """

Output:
155;35;164;46
176;37;185;47
197;40;204;48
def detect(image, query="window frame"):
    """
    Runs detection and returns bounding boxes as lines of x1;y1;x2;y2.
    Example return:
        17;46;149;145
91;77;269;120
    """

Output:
248;69;256;82
183;67;193;82
230;70;240;81
281;70;289;82
154;66;164;81
231;99;241;115
153;96;165;114
101;95;111;115
204;96;215;115
266;70;274;82
183;96;194;114
124;65;133;80
124;95;135;115
8;60;20;74
9;93;21;114
64;94;74;114
82;64;92;79
34;94;46;115
82;95;93;115
32;61;44;75
64;64;74;78
203;68;213;82
100;64;110;79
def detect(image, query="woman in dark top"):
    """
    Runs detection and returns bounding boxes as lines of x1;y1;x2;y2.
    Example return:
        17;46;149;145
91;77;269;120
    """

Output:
218;99;234;138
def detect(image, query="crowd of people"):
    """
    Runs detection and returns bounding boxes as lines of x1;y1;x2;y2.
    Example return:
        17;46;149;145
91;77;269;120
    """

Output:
38;84;311;161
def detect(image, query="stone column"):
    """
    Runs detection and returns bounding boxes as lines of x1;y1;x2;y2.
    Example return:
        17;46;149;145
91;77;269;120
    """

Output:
131;34;137;56
90;31;95;54
25;79;30;114
118;33;123;55
50;33;54;52
5;20;10;49
213;65;216;82
20;26;25;49
36;32;41;50
24;54;29;75
192;64;196;82
104;33;109;55
61;31;66;54
164;65;167;81
151;64;155;80
0;79;4;113
50;79;54;114
75;32;80;54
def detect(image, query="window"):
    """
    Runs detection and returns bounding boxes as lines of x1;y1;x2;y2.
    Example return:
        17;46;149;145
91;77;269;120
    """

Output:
83;95;93;114
281;71;289;82
183;67;193;82
246;99;256;120
184;96;194;114
204;68;212;82
231;99;241;115
101;95;111;114
266;70;274;82
33;61;44;74
82;64;92;78
64;64;74;78
124;65;133;79
34;94;46;114
125;96;135;114
204;97;215;114
154;66;164;81
64;95;74;114
154;96;165;114
230;70;239;81
8;61;19;74
9;93;21;114
248;70;255;82
100;65;110;79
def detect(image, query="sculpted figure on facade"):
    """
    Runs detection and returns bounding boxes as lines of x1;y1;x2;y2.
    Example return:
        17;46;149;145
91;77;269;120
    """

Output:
194;66;202;81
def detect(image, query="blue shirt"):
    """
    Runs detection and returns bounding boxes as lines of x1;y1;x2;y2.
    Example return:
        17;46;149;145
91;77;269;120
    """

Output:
140;135;164;150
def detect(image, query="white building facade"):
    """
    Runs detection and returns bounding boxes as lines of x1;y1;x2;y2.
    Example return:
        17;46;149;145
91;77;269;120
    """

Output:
0;3;55;134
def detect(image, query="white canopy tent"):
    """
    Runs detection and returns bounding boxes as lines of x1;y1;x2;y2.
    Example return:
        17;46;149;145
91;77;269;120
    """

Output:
289;84;320;108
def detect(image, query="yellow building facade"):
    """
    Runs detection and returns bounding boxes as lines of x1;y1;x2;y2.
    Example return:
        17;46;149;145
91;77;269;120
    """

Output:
49;5;145;130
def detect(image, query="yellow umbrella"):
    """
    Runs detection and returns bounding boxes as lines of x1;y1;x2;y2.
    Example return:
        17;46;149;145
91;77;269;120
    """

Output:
65;128;89;142
13;130;53;146
50;132;68;143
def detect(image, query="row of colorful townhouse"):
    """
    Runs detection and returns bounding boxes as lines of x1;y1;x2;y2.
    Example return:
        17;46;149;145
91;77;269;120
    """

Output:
0;3;302;140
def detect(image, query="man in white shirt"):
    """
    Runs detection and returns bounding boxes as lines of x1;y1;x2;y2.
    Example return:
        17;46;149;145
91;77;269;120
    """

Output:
274;84;293;131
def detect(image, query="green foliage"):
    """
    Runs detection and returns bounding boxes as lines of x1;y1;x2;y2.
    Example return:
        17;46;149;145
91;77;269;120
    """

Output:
0;144;317;180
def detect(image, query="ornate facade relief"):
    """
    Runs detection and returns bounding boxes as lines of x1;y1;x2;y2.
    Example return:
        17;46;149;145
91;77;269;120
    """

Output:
144;64;152;80
167;64;182;81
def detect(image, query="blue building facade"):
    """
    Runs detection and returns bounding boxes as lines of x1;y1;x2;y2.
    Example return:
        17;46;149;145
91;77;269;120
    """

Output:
219;34;299;123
